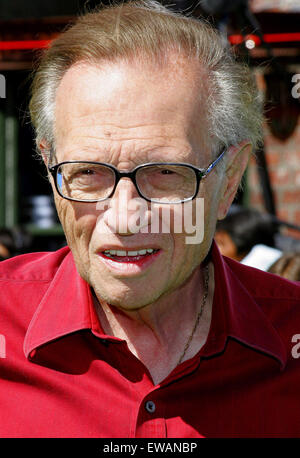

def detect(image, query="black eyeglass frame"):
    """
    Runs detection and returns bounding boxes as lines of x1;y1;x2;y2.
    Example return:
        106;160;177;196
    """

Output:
48;147;227;204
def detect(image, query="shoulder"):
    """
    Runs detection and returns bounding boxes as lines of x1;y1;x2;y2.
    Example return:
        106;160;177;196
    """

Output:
0;246;72;335
223;255;300;303
0;245;71;283
221;256;300;351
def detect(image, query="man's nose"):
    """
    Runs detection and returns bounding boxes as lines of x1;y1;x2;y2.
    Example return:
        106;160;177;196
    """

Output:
105;178;150;235
113;177;139;201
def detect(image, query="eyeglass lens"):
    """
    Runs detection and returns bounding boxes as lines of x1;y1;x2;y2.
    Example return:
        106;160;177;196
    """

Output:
56;162;198;202
135;164;197;202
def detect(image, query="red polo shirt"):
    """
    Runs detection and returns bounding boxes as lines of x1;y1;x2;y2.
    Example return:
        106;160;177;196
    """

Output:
0;241;299;438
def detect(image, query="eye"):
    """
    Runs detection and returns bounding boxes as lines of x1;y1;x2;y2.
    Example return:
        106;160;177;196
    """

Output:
160;169;175;175
80;169;95;175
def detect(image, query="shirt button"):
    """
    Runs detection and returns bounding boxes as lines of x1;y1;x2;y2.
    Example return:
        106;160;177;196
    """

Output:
145;400;156;413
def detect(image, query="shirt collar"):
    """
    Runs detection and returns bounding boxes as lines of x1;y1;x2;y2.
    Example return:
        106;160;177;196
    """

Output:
23;250;104;359
200;241;287;369
24;243;287;369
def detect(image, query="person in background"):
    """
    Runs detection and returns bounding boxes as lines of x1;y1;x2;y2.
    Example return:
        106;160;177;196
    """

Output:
268;253;300;282
215;204;282;270
0;228;17;260
0;227;32;260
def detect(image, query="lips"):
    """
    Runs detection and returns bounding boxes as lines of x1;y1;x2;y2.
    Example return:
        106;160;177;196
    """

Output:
97;246;162;273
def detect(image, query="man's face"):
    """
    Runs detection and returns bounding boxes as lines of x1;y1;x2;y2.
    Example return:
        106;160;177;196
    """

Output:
51;56;226;309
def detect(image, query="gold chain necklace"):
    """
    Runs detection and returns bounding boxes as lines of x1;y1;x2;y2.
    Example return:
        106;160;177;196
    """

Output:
177;264;210;365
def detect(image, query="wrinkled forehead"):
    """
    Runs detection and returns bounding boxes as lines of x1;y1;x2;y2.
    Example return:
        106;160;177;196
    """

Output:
55;53;211;112
53;55;213;159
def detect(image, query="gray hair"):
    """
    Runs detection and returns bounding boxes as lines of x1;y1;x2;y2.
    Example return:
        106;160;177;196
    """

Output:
29;0;263;160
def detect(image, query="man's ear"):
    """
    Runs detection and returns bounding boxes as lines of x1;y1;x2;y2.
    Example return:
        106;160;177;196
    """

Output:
38;140;51;167
217;141;252;220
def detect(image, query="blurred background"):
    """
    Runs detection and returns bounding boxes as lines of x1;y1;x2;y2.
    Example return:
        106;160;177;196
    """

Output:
0;0;299;275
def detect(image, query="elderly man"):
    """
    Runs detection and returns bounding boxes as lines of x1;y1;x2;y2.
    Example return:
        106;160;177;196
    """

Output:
0;0;299;438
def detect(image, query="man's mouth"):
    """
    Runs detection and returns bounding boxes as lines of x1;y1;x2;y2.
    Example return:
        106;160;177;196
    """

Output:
101;248;160;263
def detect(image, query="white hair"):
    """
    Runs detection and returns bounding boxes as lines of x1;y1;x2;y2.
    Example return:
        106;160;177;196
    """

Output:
29;0;263;160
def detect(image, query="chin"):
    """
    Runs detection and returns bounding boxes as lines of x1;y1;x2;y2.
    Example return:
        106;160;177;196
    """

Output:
91;274;163;310
93;286;152;310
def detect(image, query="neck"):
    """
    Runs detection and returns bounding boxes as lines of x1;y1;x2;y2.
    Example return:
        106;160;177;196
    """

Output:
94;262;214;383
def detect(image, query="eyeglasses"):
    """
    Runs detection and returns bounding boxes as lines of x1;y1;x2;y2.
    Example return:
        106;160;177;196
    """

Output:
48;148;226;204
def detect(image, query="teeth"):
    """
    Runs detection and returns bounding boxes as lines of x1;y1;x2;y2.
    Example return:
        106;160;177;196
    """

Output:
116;250;126;256
103;248;156;257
